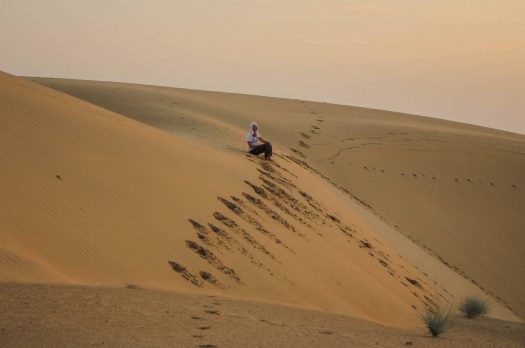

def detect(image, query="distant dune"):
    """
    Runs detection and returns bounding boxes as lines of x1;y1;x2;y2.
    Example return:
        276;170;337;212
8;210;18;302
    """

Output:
1;71;524;345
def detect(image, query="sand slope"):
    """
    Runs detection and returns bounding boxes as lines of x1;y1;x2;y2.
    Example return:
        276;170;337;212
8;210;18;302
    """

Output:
34;77;525;320
0;71;478;329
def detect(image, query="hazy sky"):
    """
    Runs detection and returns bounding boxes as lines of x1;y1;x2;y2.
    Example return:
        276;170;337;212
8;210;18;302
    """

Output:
1;0;524;134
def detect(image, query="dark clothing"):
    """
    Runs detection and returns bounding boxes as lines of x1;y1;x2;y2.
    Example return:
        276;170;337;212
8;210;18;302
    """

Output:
249;142;272;158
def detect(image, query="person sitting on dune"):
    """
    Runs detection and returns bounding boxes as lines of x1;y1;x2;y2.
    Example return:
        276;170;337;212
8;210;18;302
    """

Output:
246;121;272;159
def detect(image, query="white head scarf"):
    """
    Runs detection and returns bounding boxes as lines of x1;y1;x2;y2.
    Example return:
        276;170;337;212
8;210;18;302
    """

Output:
246;121;261;149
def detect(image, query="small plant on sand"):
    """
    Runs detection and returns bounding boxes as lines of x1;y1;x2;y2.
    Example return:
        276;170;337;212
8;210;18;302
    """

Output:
459;296;489;318
422;303;453;337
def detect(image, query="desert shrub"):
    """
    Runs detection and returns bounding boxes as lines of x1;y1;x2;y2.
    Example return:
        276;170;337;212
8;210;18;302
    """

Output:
459;297;489;318
422;303;453;337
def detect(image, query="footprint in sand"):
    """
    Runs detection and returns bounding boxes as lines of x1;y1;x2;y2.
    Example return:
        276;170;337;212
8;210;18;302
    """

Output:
260;319;286;327
319;330;334;335
300;132;311;139
290;147;306;158
168;261;203;287
204;309;220;315
185;240;243;284
199;271;225;289
298;140;311;149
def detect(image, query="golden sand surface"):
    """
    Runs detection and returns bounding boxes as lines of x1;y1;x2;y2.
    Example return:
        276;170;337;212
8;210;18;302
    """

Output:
1;72;524;346
35;77;525;320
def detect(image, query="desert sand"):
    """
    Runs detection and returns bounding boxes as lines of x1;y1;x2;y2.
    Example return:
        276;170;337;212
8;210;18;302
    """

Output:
34;77;525;318
1;71;524;346
2;283;524;347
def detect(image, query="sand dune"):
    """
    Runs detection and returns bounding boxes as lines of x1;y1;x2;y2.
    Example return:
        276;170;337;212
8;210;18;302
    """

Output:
1;71;524;346
33;77;525;321
0;71;472;329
